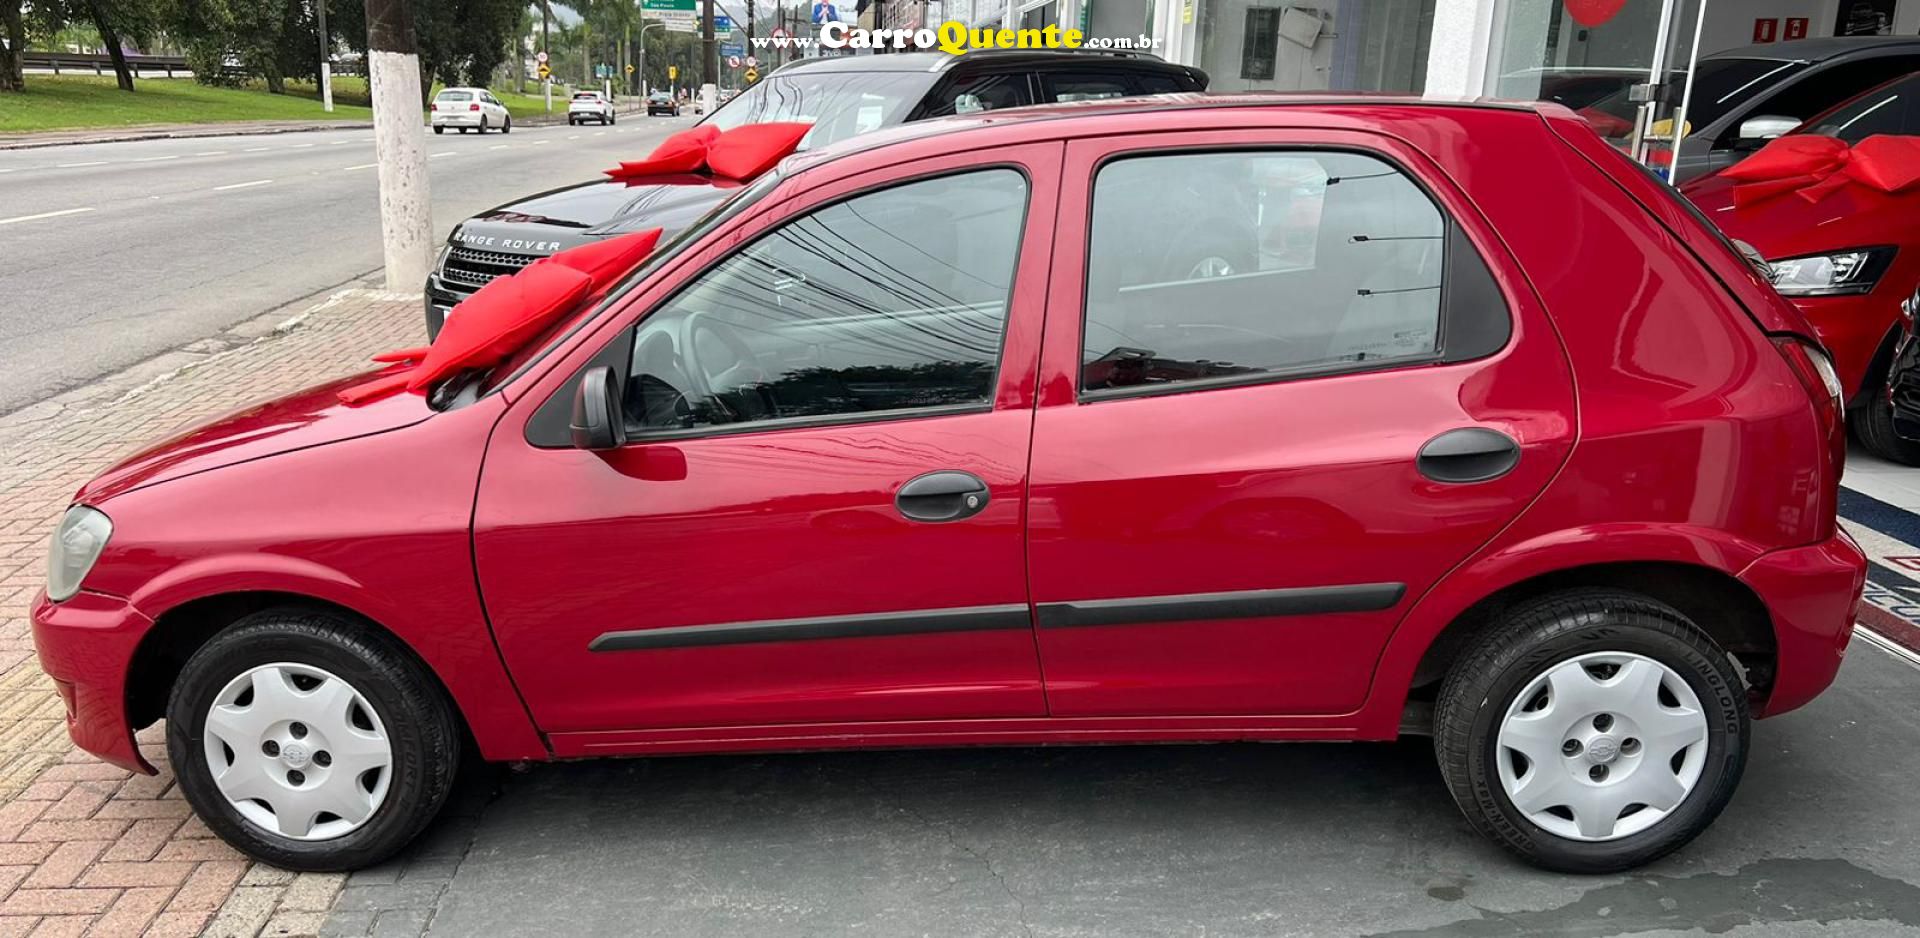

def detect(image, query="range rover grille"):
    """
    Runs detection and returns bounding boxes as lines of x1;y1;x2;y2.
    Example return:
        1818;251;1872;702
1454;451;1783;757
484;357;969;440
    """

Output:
440;246;542;290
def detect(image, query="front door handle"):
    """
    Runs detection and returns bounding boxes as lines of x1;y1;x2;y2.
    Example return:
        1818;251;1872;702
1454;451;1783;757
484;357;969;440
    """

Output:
895;470;990;522
1417;428;1520;484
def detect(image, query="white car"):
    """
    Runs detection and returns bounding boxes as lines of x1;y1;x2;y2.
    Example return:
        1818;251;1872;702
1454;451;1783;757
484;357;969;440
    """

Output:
568;91;616;126
431;87;511;134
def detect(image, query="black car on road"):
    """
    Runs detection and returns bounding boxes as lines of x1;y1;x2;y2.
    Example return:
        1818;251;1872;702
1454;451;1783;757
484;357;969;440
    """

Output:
424;50;1207;335
646;92;680;117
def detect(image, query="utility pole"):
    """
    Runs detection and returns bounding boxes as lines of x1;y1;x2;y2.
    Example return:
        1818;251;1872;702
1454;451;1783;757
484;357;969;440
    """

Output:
317;0;333;112
362;0;432;291
542;0;552;110
700;0;716;108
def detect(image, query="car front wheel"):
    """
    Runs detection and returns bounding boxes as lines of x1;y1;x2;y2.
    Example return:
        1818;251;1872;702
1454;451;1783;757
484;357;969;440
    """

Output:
1434;589;1748;873
167;608;460;871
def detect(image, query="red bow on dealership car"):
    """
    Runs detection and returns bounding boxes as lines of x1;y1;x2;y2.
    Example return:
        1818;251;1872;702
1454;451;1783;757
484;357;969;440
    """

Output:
604;122;812;183
337;228;664;405
1722;134;1920;207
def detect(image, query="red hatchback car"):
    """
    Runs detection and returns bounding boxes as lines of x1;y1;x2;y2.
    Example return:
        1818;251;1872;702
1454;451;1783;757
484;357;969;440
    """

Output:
1683;70;1920;463
34;97;1864;875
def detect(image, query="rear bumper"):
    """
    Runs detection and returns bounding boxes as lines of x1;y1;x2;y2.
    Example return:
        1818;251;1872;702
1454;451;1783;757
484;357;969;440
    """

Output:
431;113;484;127
1739;530;1868;717
29;590;157;774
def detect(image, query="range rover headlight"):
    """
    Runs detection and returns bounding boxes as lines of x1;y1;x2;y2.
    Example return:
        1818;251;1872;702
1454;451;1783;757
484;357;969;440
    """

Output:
45;506;111;602
1768;247;1896;297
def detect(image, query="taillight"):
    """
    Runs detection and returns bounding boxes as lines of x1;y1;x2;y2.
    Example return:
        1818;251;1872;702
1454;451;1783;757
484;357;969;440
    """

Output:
1773;334;1847;514
429;103;437;111
470;103;481;112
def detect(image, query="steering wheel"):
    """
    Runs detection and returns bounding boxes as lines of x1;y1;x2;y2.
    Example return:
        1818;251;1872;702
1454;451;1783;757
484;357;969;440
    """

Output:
675;311;765;418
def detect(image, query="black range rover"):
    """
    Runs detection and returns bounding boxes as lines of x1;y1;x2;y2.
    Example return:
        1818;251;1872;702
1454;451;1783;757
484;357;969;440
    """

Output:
424;49;1208;335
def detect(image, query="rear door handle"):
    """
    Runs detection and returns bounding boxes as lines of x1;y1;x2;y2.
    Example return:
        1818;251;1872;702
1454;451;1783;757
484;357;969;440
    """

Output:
1417;428;1520;484
895;470;990;523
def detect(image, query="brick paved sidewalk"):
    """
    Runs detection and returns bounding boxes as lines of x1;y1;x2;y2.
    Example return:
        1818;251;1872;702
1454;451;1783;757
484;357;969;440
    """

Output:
0;288;423;937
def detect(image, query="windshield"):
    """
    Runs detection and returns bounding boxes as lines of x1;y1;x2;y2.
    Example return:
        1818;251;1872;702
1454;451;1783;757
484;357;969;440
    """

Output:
1804;72;1920;143
435;91;473;102
700;71;932;150
573;93;599;101
1584;57;1809;139
478;172;788;398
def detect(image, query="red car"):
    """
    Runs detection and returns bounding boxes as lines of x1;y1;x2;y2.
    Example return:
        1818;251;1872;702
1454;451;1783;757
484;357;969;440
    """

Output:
33;97;1864;874
1682;70;1920;463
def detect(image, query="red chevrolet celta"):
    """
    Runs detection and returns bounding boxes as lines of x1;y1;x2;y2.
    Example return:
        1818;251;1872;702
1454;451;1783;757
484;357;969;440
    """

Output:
33;96;1865;874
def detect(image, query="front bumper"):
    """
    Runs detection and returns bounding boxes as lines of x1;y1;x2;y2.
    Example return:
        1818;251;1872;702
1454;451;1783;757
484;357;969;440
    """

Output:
29;589;157;774
1792;293;1899;406
1738;529;1868;718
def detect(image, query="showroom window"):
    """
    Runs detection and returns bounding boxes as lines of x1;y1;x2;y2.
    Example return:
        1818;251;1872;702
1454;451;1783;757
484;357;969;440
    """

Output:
1240;8;1280;81
1081;149;1447;394
626;170;1029;432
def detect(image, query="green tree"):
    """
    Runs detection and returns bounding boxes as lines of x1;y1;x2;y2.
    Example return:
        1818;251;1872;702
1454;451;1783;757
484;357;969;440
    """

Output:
29;0;168;91
2;1;26;92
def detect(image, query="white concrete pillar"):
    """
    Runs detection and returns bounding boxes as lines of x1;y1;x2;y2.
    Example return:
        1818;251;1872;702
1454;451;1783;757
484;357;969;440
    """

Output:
1423;0;1500;98
368;49;434;292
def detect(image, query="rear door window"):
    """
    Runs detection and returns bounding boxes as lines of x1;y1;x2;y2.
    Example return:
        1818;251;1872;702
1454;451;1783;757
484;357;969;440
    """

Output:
1081;149;1490;394
924;72;1033;116
1042;72;1136;103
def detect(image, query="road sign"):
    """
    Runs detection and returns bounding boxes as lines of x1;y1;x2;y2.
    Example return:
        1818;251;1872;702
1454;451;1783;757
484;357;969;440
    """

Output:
720;41;744;57
726;55;741;69
535;51;548;64
642;0;694;9
537;63;552;79
744;67;759;83
626;64;635;75
745;55;758;67
713;14;733;31
668;65;679;80
659;10;698;32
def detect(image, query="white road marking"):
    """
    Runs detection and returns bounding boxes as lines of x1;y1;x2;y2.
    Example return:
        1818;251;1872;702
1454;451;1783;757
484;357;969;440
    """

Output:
131;155;179;162
429;152;455;159
1856;626;1920;670
287;143;316;149
0;207;95;226
330;140;351;145
244;146;271;152
57;161;107;168
532;140;551;146
342;162;377;171
567;134;581;140
489;144;510;150
213;179;274;191
593;132;606;136
0;169;12;174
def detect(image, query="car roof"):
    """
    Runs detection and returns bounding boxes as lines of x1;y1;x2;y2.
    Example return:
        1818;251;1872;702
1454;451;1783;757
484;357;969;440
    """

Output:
1707;36;1920;63
771;49;1181;76
785;91;1539;172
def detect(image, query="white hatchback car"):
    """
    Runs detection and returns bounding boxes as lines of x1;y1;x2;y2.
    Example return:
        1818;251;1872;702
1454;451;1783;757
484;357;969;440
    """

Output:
431;88;511;134
568;91;616;125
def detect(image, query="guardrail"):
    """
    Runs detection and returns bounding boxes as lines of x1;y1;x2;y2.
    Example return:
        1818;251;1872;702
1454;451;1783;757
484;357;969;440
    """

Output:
22;51;192;78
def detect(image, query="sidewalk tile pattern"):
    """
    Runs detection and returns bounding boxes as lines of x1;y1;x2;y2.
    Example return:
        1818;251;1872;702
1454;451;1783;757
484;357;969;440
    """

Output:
0;290;418;936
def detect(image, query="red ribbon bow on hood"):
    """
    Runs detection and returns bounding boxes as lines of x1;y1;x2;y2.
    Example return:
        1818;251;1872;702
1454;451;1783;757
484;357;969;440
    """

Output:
337;227;664;405
604;122;812;183
1722;134;1920;207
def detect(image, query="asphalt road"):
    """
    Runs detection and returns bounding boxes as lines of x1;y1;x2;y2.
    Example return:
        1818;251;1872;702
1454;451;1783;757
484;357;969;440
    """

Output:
0;116;691;416
322;635;1920;938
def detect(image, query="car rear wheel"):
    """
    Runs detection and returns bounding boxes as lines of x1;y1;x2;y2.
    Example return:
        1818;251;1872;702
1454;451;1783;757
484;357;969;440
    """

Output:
167;608;460;871
478;116;488;134
1855;389;1920;465
433;126;444;134
1433;589;1748;873
502;116;512;134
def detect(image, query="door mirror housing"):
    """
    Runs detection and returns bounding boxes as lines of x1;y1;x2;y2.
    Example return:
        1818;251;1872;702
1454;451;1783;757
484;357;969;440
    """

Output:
1736;115;1799;147
569;366;627;450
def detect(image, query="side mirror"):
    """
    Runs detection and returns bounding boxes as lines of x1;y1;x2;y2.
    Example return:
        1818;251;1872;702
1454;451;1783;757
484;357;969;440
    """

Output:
569;366;627;451
1736;115;1798;146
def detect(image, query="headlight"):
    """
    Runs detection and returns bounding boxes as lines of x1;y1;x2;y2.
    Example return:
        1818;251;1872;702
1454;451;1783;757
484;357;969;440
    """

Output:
45;506;111;602
1768;247;1897;296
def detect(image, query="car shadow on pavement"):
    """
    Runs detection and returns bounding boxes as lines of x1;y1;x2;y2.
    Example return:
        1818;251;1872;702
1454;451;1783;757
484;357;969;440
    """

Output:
330;649;1920;937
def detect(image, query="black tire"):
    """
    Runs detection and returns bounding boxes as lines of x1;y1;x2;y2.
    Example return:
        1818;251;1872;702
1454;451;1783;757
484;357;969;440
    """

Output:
1855;388;1920;465
502;116;512;134
1433;589;1749;873
433;126;445;134
478;117;488;134
167;608;461;872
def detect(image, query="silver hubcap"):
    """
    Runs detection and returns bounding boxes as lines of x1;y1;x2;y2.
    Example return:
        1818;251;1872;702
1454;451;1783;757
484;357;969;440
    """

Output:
1496;652;1710;842
202;663;393;841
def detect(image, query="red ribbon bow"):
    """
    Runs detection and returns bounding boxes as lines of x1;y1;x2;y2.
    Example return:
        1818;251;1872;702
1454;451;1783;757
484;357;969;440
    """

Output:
1722;134;1920;207
604;122;812;183
337;227;664;405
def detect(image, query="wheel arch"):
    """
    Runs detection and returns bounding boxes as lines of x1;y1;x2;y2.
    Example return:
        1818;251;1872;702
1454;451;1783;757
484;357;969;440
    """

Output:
1394;561;1775;734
